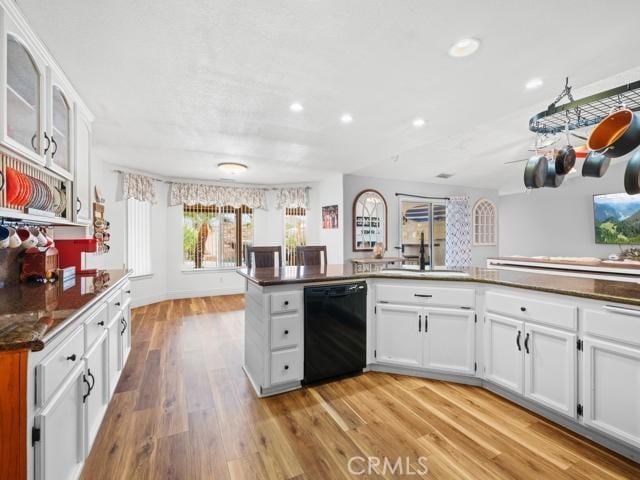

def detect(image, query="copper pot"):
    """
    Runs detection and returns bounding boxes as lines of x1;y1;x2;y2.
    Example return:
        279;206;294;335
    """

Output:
587;109;640;158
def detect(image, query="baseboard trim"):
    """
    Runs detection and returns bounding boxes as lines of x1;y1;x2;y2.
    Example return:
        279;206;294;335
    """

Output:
370;363;482;386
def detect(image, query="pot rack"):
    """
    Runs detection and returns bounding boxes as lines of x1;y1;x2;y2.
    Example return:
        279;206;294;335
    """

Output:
529;78;640;135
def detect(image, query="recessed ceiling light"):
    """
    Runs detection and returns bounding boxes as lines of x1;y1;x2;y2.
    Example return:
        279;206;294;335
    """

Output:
340;113;353;124
217;162;248;175
289;102;303;112
448;38;480;58
413;118;425;128
525;78;544;90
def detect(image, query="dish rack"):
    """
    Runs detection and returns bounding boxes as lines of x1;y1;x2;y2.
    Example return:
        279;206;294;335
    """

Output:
529;79;640;134
0;152;71;221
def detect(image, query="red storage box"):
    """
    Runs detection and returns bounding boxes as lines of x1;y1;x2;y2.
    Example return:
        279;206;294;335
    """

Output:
55;239;98;275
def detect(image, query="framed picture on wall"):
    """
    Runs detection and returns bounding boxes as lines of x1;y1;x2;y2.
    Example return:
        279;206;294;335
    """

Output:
322;205;339;229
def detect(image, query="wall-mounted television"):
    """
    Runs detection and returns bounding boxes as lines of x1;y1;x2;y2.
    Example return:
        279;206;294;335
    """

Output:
593;193;640;244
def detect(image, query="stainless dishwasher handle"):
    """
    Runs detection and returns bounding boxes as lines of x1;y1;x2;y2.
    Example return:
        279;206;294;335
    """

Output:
414;294;432;298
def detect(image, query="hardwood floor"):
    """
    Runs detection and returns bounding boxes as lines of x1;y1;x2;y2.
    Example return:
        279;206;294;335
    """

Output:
81;296;640;479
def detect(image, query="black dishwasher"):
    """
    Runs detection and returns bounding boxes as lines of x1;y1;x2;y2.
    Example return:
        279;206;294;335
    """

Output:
303;282;367;384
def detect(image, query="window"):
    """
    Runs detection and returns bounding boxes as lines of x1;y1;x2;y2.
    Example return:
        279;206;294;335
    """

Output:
126;198;152;276
473;198;497;246
182;204;253;269
284;207;306;266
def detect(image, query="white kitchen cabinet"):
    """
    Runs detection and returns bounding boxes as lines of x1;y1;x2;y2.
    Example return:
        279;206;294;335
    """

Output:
485;313;524;394
376;303;423;368
46;68;73;179
422;307;475;375
73;103;92;223
106;314;121;396
0;11;47;165
524;323;576;418
582;337;640;449
84;331;108;453
33;364;85;480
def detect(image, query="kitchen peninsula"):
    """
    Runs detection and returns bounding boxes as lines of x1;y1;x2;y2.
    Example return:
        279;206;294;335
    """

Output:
0;270;132;480
239;264;640;462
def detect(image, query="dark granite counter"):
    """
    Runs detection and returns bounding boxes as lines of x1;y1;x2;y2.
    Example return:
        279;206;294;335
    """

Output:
238;264;640;307
0;269;131;352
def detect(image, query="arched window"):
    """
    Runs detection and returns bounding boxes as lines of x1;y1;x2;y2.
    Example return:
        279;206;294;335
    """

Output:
473;199;497;246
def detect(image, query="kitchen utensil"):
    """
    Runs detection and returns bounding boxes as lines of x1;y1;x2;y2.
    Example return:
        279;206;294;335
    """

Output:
624;150;640;195
30;226;47;247
5;168;19;204
554;145;576;174
55;187;66;216
17;227;38;249
7;227;21;248
587;108;640;158
523;155;548;189
582;151;610;178
18;172;31;207
0;226;10;249
26;175;37;208
544;159;564;188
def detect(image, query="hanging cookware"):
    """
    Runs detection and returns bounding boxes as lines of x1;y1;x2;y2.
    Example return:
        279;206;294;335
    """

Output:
587;108;640;158
523;155;548;189
624;150;640;195
554;145;576;174
581;151;610;178
544;159;564;188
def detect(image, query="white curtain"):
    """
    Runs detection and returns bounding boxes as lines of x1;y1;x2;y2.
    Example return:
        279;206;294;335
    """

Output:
445;196;472;268
276;187;310;209
169;182;267;209
121;173;157;203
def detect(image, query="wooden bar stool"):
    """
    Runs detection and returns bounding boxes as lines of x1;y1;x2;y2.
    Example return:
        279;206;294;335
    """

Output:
296;245;327;267
246;246;282;268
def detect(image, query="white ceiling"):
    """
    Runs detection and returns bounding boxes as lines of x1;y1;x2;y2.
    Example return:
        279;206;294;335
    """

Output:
16;0;640;192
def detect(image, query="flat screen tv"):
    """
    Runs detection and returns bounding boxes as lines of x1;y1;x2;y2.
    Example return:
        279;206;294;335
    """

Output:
593;193;640;244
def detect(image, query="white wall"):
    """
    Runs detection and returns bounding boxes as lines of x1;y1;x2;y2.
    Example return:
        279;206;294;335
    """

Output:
498;160;632;258
342;174;500;266
307;173;344;264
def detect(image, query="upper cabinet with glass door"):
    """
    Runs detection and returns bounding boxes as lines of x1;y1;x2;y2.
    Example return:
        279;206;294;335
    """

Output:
1;11;47;164
47;69;74;179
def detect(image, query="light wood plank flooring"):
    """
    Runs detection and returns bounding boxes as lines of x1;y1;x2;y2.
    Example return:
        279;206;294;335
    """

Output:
80;296;640;479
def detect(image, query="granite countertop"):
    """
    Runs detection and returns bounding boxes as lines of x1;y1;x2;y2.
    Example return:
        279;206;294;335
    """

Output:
0;269;131;352
237;264;640;307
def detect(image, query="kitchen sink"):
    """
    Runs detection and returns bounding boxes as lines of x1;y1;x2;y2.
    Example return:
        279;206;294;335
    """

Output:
380;268;470;277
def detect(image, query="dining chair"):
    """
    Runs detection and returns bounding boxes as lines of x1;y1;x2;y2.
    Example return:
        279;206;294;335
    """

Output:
246;246;282;268
296;245;328;267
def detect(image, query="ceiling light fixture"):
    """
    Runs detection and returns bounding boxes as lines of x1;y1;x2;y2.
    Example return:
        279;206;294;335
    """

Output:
289;102;304;112
525;78;544;90
217;162;248;175
340;113;353;124
412;118;425;128
448;37;480;58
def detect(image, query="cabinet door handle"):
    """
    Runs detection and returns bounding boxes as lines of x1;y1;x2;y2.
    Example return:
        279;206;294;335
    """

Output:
66;354;76;362
50;136;58;158
76;197;82;214
284;300;289;306
284;329;289;335
418;314;421;332
43;132;51;154
120;317;127;335
97;321;105;327
524;333;530;354
414;294;432;298
82;375;91;403
126;290;131;294
520;306;527;312
87;368;96;391
284;365;289;370
425;315;428;333
115;302;121;307
516;330;522;351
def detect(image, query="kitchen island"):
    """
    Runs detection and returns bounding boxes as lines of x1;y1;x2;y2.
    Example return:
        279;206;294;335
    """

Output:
0;269;132;480
239;263;640;462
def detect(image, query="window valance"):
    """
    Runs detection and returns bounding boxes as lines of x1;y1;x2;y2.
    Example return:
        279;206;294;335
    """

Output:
169;182;267;209
121;172;157;203
276;187;310;209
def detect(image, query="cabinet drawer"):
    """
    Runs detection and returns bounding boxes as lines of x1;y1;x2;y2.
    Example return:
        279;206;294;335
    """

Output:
270;314;301;350
36;326;85;407
583;305;640;347
485;290;577;331
121;281;132;307
270;291;301;315
107;289;123;320
376;284;475;308
84;303;108;351
270;349;301;385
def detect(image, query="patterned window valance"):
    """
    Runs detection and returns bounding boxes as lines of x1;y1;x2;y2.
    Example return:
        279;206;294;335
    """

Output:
276;187;310;209
169;182;267;209
122;173;157;203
